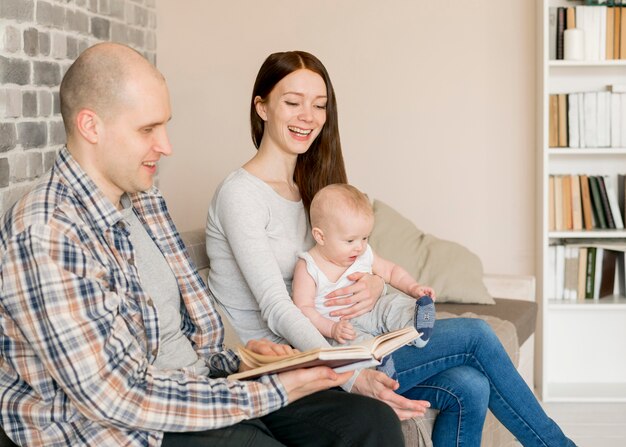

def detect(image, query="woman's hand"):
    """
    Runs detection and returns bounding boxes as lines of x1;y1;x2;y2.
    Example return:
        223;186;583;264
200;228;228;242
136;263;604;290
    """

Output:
351;369;431;420
239;339;299;372
325;272;385;319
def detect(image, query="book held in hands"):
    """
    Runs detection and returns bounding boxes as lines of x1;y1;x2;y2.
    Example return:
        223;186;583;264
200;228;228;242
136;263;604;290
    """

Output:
228;326;420;381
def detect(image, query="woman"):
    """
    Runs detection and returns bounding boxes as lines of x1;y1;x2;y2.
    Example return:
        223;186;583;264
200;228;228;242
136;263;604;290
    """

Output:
206;51;575;446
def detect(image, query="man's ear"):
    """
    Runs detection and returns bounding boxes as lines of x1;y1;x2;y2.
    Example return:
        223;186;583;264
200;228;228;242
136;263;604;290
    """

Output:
75;109;100;144
254;96;267;121
312;227;325;245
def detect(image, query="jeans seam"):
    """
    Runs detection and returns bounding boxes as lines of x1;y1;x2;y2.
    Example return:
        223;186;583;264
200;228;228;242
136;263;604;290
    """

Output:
412;384;462;447
467;353;549;447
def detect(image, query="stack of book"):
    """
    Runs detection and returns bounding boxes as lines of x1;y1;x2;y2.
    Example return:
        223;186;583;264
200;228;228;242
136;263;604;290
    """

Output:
547;243;626;300
549;174;626;231
549;87;626;148
550;3;626;61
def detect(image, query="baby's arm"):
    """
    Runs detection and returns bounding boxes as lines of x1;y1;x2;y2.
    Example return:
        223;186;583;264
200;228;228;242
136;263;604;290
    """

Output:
371;253;436;300
292;259;355;343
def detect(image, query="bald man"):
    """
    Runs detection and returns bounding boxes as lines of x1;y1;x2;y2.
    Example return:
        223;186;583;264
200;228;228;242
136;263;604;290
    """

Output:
0;43;403;447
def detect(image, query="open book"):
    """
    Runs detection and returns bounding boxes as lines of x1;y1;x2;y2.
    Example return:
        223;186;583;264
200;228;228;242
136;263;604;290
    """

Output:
228;326;420;381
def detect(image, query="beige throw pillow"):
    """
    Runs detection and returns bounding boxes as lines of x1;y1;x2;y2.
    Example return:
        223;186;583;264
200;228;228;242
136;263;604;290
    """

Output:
369;199;495;305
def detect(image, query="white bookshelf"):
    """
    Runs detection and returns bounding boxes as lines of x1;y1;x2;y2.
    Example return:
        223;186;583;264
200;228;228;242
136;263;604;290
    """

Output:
538;0;626;402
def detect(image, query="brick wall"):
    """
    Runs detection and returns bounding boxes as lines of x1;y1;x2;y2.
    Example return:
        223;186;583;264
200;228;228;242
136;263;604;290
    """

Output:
0;0;157;216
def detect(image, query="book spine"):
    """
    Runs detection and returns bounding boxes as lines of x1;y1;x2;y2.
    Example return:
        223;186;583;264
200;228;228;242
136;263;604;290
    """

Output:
597;175;616;228
580;174;594;230
557;7;566;60
589;176;608;229
585;247;597;299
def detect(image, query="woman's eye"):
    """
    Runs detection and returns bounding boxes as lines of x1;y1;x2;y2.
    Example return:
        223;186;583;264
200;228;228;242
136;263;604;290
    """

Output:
285;101;298;106
315;104;327;110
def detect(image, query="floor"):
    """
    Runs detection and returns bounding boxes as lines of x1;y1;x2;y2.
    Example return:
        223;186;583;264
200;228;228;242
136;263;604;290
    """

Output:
540;402;626;447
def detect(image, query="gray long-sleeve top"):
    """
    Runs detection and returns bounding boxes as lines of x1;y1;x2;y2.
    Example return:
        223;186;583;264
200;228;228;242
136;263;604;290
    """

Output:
205;168;331;351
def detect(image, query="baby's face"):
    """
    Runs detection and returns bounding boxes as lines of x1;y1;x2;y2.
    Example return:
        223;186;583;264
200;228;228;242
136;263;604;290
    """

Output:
318;210;374;267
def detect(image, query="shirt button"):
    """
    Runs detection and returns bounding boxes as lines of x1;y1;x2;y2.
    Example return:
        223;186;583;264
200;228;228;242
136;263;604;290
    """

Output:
152;349;158;357
147;299;154;307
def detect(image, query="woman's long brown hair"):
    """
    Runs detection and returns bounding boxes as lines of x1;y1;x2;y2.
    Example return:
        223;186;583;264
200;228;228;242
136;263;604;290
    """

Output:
250;51;347;213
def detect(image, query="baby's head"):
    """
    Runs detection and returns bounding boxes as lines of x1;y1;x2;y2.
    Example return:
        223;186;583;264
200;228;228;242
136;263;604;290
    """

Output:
309;184;374;267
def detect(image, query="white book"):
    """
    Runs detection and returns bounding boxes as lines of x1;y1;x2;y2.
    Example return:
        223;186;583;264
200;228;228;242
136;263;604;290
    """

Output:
604;175;625;229
578;92;586;147
608;84;626;93
556;244;566;300
549;7;557;60
578;6;591;61
584;91;598;147
621;93;626;148
593;247;604;299
599;6;607;62
568;93;580;148
611;93;621;148
597;91;611;147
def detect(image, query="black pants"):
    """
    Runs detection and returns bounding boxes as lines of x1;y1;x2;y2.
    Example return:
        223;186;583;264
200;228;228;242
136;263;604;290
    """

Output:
162;389;404;447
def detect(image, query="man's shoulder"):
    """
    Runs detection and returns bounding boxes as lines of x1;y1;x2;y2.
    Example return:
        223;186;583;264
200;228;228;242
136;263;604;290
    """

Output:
1;171;80;244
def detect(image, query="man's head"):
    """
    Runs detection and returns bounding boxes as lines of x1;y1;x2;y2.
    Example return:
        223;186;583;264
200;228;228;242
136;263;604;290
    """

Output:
309;184;375;267
59;42;172;207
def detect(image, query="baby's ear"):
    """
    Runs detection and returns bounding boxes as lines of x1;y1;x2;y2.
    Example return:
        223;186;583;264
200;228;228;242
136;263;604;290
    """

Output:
311;227;325;245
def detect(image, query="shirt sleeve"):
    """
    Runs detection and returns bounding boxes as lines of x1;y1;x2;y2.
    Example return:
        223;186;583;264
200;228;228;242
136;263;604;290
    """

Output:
0;225;288;432
213;181;331;352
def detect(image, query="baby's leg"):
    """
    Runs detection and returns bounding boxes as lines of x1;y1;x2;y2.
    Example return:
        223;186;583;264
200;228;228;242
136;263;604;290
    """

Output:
412;295;435;347
350;291;436;348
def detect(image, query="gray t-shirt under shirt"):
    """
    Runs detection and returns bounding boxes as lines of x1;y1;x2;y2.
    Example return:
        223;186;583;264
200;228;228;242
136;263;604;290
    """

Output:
121;196;208;375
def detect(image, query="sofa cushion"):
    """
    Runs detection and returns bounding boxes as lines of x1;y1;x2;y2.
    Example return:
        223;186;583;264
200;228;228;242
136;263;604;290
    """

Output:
369;199;495;305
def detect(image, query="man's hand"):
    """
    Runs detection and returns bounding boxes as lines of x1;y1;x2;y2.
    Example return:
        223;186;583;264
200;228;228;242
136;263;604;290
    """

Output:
278;367;353;403
352;369;430;420
325;272;384;319
239;339;299;372
331;320;356;344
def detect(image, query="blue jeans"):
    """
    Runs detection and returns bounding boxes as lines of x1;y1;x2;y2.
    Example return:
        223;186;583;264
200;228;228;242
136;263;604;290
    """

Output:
390;318;575;447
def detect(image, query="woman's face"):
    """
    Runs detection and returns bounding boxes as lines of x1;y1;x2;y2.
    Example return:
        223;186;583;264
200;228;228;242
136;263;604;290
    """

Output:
255;69;327;157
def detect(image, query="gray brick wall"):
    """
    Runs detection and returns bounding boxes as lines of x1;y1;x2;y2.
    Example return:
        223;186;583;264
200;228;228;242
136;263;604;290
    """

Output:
0;0;157;216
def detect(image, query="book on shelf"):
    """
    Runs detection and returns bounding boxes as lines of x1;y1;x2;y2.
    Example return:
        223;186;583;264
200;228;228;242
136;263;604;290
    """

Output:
580;174;594;230
597;175;616;229
228;326;419;381
611;92;621;148
558;94;568;147
557;6;566;60
615;4;622;59
549;94;559;148
607;5;615;60
588;176;608;229
568;93;579;148
549;175;556;231
554;175;564;230
577;246;588;301
622;3;626;59
621;92;626;147
603;175;625;229
584;92;597;148
570;174;583;231
618;174;626;223
585;246;597;299
562;175;573;230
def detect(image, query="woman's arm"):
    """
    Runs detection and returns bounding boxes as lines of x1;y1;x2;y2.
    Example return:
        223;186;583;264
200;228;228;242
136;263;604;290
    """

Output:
211;180;330;351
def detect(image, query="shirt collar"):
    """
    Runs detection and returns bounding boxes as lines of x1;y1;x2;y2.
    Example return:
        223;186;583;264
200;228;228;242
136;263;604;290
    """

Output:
55;147;125;233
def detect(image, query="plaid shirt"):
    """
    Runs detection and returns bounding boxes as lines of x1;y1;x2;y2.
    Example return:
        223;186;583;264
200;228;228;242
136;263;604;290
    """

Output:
0;148;287;446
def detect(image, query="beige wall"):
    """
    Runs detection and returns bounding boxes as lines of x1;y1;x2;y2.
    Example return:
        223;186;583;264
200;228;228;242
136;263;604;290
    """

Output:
156;0;536;276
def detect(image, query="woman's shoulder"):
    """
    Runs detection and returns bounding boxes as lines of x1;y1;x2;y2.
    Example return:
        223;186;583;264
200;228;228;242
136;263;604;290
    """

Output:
215;168;269;198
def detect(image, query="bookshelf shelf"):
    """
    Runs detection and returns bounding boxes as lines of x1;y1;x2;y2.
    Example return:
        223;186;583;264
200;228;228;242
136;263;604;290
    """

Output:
549;230;626;238
538;0;626;402
548;148;626;155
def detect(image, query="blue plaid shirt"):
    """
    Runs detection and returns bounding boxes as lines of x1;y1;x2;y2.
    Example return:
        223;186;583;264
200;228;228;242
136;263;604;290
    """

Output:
0;148;286;446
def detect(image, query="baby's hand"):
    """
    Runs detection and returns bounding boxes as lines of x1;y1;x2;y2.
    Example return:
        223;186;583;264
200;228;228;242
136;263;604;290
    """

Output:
409;285;437;301
331;320;356;344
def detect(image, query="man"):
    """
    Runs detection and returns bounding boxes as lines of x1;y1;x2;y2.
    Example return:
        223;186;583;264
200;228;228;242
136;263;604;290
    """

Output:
0;43;403;447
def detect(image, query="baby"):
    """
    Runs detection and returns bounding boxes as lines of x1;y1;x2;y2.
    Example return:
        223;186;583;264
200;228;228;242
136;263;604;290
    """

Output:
292;183;436;348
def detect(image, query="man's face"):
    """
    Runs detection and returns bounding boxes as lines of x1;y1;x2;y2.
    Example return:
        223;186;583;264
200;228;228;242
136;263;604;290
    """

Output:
95;74;172;204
